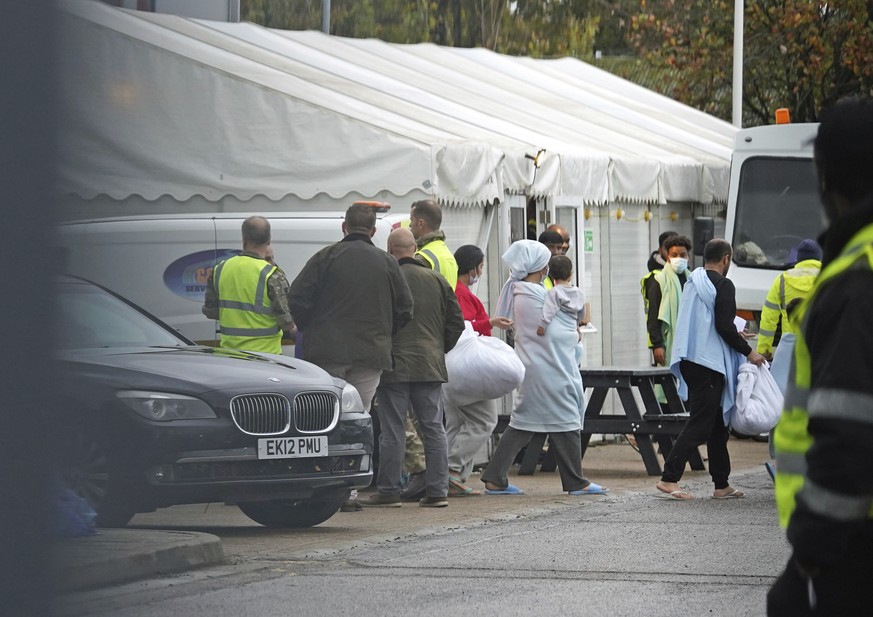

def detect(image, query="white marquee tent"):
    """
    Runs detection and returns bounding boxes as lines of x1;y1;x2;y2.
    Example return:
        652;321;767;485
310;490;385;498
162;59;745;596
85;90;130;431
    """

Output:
57;0;735;212
56;0;739;372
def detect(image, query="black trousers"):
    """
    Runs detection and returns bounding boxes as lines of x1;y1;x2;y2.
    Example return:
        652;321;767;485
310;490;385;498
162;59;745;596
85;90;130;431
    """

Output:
660;360;730;488
768;547;873;616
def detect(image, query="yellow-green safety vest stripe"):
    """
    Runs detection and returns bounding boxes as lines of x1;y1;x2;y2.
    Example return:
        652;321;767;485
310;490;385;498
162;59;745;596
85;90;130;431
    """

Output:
640;269;660;347
774;222;873;527
416;239;458;290
214;256;282;354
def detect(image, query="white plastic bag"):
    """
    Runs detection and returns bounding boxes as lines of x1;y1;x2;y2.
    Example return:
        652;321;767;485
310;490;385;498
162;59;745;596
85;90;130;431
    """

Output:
731;361;784;435
444;322;525;405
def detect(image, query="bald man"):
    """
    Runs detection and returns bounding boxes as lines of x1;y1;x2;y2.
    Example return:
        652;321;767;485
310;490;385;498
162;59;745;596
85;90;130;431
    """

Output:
547;223;571;255
365;228;464;508
202;215;294;354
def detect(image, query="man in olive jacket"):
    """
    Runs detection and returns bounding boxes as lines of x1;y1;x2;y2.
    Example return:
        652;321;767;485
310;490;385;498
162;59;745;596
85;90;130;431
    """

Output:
289;203;414;411
365;228;465;508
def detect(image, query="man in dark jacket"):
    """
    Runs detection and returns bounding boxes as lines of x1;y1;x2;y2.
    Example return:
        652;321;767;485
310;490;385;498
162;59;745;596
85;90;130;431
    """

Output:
290;203;413;387
364;228;464;508
768;97;873;616
289;204;414;510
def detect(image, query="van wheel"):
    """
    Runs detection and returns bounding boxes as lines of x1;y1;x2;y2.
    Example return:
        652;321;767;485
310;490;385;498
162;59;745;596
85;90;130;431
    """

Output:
238;496;346;528
62;431;135;527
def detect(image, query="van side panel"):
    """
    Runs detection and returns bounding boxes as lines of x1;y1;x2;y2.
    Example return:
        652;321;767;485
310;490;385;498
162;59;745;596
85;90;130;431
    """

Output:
58;218;221;342
57;214;403;347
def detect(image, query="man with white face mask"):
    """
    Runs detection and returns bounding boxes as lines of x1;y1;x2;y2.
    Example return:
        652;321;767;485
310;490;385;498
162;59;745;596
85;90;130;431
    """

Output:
657;239;765;500
647;235;692;367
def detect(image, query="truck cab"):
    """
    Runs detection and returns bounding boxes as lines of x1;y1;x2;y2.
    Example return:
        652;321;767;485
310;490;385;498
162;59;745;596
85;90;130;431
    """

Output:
724;121;823;319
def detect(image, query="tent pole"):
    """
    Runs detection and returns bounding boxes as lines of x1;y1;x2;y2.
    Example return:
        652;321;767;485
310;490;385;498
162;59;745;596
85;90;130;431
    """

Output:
732;0;743;127
322;0;330;34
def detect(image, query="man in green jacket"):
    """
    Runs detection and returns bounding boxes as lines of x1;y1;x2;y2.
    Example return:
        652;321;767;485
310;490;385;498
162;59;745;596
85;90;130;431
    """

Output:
402;198;458;498
364;228;464;508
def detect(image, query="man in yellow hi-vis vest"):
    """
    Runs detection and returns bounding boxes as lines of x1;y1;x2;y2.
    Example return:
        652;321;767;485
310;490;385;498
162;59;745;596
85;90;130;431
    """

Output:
410;199;458;290
641;230;678;349
768;97;873;616
202;216;294;354
756;239;822;360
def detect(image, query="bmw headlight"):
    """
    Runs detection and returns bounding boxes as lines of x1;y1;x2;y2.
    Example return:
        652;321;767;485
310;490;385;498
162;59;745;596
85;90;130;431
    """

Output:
341;383;365;414
117;391;216;421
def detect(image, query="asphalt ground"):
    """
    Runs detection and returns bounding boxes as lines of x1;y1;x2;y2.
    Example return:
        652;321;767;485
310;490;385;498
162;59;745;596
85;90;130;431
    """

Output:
52;437;773;591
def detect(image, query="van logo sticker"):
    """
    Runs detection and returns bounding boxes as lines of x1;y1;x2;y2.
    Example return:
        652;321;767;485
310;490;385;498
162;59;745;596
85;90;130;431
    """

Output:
163;249;242;302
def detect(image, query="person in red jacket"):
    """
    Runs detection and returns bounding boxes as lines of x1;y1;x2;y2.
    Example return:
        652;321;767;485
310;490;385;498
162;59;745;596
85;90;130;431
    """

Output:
443;245;513;495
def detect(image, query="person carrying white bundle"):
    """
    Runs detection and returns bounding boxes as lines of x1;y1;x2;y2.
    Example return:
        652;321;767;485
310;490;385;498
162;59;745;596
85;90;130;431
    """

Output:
442;245;515;497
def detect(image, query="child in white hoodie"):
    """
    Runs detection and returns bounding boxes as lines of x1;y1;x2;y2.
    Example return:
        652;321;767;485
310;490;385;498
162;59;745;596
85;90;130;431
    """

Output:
537;255;586;338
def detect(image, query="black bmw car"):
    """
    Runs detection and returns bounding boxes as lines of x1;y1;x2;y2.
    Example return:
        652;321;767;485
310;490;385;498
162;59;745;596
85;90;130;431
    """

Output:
55;276;373;528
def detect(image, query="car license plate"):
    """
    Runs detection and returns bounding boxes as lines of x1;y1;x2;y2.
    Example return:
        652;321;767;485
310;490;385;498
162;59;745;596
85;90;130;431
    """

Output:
257;436;328;459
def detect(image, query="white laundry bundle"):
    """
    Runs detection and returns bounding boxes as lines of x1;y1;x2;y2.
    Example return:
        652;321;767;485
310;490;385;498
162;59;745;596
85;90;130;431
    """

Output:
444;322;525;405
731;361;784;435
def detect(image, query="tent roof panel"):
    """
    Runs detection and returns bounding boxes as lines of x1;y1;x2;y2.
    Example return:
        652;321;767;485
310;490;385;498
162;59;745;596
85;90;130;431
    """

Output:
58;0;735;206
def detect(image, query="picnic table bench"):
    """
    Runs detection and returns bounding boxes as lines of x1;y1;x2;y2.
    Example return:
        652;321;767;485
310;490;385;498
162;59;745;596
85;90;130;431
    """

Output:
509;366;705;477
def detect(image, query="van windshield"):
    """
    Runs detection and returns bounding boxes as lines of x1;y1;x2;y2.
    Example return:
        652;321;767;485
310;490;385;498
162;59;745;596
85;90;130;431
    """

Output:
731;156;824;269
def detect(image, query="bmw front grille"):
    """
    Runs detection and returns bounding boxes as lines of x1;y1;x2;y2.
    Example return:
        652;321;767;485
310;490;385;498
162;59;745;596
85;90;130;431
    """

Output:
230;394;291;436
293;392;339;433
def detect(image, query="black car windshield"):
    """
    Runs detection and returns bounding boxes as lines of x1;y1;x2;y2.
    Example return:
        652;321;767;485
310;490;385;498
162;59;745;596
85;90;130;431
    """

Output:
57;281;187;349
732;156;824;269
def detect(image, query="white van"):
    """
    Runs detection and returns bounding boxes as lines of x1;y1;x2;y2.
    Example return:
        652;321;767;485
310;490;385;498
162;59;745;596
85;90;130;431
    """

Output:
56;210;408;349
723;121;822;314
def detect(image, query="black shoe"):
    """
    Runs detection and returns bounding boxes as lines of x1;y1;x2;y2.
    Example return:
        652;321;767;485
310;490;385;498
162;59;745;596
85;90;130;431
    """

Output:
400;472;427;501
362;493;402;508
419;495;448;508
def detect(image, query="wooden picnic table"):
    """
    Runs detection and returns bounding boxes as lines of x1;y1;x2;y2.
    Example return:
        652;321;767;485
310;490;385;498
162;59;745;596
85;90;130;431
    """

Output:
511;366;705;477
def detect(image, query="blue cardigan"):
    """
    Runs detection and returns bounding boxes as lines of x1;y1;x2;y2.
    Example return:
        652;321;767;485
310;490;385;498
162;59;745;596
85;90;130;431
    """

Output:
669;268;743;426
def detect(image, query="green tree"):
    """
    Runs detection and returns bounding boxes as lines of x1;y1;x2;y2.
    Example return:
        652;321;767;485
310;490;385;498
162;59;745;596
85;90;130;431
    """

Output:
494;1;599;57
629;1;873;125
240;0;605;57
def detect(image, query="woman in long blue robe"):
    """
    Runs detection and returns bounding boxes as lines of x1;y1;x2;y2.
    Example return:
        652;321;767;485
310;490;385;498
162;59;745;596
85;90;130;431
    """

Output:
480;240;608;496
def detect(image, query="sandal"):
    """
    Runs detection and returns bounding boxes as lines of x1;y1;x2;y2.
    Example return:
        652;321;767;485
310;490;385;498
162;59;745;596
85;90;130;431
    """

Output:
484;484;525;495
448;476;481;496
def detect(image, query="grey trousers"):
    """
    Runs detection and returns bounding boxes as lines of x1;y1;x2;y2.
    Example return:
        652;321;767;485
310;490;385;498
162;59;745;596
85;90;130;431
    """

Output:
443;392;497;482
317;363;382;412
480;426;589;492
376;381;448;498
318;363;382;502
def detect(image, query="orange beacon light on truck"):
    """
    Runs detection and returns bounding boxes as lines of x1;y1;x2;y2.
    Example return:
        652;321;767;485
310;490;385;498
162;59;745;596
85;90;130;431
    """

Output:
352;200;391;213
775;108;791;124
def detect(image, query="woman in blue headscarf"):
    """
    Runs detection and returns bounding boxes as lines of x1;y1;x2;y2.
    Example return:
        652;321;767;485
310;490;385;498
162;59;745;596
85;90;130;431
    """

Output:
480;240;608;496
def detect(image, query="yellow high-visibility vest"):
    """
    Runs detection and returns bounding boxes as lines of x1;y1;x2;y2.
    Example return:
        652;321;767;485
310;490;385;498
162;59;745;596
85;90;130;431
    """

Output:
214;255;282;354
757;259;821;357
416;239;458;291
774;222;873;527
